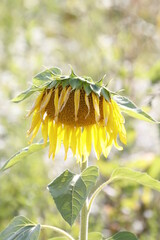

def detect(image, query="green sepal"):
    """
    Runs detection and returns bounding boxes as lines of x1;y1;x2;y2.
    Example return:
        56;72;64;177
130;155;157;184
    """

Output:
83;82;92;95
69;78;82;89
48;166;99;226
90;84;102;96
101;88;110;102
0;216;40;240
113;94;158;123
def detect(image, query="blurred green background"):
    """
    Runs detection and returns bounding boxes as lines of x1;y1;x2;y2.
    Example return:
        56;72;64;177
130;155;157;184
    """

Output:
0;0;160;239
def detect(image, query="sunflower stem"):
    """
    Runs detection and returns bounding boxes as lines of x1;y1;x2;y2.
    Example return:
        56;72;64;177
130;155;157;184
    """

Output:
80;158;88;240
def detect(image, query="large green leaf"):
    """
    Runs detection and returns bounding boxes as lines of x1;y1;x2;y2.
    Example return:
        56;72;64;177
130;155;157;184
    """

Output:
12;81;51;103
33;67;61;86
89;167;160;213
113;95;158;123
110;167;160;191
0;140;48;172
88;232;103;240
0;216;40;240
107;231;138;240
48;166;99;226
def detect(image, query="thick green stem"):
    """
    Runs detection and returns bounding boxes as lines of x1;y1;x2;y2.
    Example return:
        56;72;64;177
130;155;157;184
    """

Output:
80;159;88;240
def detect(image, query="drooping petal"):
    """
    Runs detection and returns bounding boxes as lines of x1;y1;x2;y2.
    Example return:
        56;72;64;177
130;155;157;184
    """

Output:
92;93;100;123
70;127;77;157
48;119;54;158
41;115;48;146
56;124;64;154
60;86;72;112
63;125;71;160
54;88;59;122
85;126;92;157
27;110;41;135
58;87;67;113
74;89;80;121
29;121;41;144
92;124;102;159
39;89;53;113
26;91;44;117
85;93;90;119
76;127;82;162
103;98;110;125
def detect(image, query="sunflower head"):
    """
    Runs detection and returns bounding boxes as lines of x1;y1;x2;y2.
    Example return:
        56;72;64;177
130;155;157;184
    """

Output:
13;67;156;162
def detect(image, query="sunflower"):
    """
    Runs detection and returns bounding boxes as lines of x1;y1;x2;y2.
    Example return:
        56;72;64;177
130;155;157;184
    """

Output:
20;67;126;162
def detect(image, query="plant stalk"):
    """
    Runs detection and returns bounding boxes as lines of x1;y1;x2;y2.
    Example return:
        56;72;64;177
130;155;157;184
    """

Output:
80;159;88;240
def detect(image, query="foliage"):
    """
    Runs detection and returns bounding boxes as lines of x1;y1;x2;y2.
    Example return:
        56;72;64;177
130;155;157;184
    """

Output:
0;0;160;239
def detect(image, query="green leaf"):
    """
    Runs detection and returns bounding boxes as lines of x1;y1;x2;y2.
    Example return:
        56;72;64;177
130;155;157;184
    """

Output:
89;232;103;240
107;231;138;240
12;81;51;103
113;95;158;123
110;167;160;192
0;140;48;172
0;216;40;240
33;67;61;86
48;166;99;226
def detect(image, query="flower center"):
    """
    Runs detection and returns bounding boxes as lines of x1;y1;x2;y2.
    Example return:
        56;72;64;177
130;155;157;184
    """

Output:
46;87;103;126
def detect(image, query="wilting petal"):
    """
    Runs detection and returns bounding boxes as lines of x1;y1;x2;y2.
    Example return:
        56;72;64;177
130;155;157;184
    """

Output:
70;127;77;156
39;89;53;113
92;93;100;123
63;125;71;160
60;86;72;112
41;115;48;146
103;98;110;125
74;89;80;121
26;91;44;117
27;110;41;135
54;88;59;121
85;93;90;119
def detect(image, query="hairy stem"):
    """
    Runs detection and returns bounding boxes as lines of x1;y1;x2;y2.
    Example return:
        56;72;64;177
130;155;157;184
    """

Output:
80;159;88;240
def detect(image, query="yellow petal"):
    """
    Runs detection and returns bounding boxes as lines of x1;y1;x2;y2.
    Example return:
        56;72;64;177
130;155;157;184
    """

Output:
103;98;110;125
56;124;64;154
63;125;71;160
41;115;48;146
92;93;100;122
70;127;77;156
39;89;53;113
54;88;59;122
76;127;82;161
29;121;41;144
85;93;90;119
48;120;58;159
83;126;92;157
60;86;72;112
92;125;102;159
26;91;44;117
27;111;41;135
58;87;67;113
74;89;80;121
